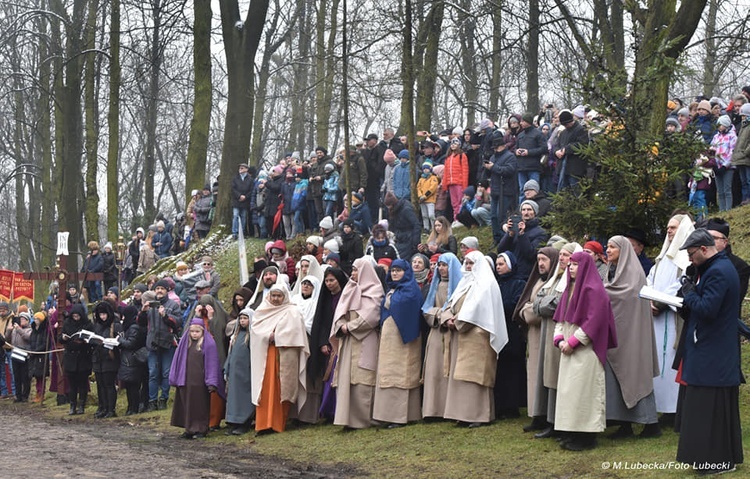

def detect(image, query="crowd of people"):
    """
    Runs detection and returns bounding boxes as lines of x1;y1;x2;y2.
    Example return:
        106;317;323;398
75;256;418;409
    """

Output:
1;88;749;474
1;203;747;473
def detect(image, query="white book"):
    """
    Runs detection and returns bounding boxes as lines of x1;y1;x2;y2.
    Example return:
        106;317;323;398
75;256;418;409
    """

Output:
639;285;683;308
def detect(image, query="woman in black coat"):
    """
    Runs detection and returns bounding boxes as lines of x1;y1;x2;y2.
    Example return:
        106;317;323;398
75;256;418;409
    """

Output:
117;305;147;416
60;304;94;415
384;193;421;260
339;220;364;275
92;302;122;418
493;251;528;419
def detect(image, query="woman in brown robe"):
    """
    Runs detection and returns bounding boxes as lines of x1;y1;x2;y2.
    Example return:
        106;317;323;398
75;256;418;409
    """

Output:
330;257;384;429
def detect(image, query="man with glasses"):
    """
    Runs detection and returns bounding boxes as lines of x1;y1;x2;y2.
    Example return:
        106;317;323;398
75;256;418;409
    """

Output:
200;256;220;298
675;229;742;474
705;218;750;311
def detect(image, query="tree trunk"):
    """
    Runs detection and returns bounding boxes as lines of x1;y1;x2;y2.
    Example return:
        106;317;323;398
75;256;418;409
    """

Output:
488;2;502;119
106;0;120;242
144;0;162;224
38;0;56;269
459;0;477;126
702;0;718;96
525;0;539;114
415;1;444;131
185;0;212;205
216;0;270;227
402;0;417;207
84;0;100;243
53;0;88;269
632;0;708;137
11;35;32;270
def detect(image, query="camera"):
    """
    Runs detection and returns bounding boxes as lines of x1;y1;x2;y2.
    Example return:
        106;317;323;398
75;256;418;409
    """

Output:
149;301;160;308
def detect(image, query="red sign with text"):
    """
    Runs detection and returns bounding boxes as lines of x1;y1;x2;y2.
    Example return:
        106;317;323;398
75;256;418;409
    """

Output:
0;270;13;301
12;272;34;303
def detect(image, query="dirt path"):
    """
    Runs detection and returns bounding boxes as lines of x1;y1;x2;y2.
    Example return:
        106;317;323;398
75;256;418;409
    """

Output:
0;403;354;478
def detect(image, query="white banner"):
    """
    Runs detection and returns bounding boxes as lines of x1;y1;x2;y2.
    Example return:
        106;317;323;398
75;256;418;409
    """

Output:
57;232;69;256
238;218;249;286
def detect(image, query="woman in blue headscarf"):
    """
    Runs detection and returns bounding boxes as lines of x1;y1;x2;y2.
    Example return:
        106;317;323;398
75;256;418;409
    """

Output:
421;253;463;419
372;259;424;428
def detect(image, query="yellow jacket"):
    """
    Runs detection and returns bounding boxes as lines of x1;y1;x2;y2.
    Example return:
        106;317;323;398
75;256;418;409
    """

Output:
417;174;440;204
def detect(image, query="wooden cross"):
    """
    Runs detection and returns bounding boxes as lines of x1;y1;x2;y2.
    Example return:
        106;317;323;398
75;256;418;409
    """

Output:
21;233;103;310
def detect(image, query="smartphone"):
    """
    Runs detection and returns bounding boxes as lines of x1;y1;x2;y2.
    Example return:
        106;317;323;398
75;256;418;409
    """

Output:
510;214;522;233
149;301;160;308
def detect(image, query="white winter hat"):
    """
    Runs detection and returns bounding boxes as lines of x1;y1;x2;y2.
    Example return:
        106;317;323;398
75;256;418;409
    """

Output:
319;216;333;230
323;239;339;254
717;115;732;128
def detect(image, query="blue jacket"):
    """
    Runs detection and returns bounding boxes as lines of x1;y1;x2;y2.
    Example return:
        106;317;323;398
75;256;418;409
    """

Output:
291;179;308;211
691;114;716;145
349;202;372;235
681;251;741;387
393;162;411;199
152;230;172;258
322;172;339;202
281;180;296;214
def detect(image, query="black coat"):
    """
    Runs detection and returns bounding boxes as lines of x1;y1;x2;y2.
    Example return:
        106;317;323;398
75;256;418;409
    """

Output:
339;231;364;274
488;149;518;198
281;179;296;215
102;252;117;283
231;173;254;208
60;304;94;374
118;322;147;383
264;176;284;217
554;122;589;178
515;126;547;172
389;199;421;260
91;302;122;374
28;319;51;378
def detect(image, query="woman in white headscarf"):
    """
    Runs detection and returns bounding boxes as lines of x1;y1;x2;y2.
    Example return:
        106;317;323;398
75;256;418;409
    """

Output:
441;250;508;427
330;257;384;429
291;254;327;297
250;282;309;434
647;214;694;420
291;276;323;424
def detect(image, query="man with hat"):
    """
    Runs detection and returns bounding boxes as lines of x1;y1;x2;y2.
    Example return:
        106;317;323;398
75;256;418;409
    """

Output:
231;163;255;240
338;145;368;199
362;133;387;223
521;179;551;217
623;228;654;276
184;279;213;329
484;131;518;245
705;218;750;311
675;229;742;474
496;199;548;280
515;113;548;203
145;278;182;411
199;256;220;298
553;109;589;192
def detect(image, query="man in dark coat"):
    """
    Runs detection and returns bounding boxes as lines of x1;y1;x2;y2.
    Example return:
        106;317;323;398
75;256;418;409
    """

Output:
484;132;518;245
496;199;548;280
231;163;255;239
144;280;181;411
515;113;548;203
676;229;742;474
339;147;368;196
362;133;387;223
554;109;589;192
384;192;421;260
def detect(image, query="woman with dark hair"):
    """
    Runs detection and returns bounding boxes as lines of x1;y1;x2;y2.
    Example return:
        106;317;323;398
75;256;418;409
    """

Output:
553;252;618;451
493;252;528;419
373;259;423;428
118;305;147;415
310;268;348;421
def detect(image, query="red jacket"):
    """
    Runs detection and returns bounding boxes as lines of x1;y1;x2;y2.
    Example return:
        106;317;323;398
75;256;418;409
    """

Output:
442;152;469;189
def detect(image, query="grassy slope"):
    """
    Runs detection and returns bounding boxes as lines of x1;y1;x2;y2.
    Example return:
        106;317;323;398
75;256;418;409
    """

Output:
111;208;750;478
